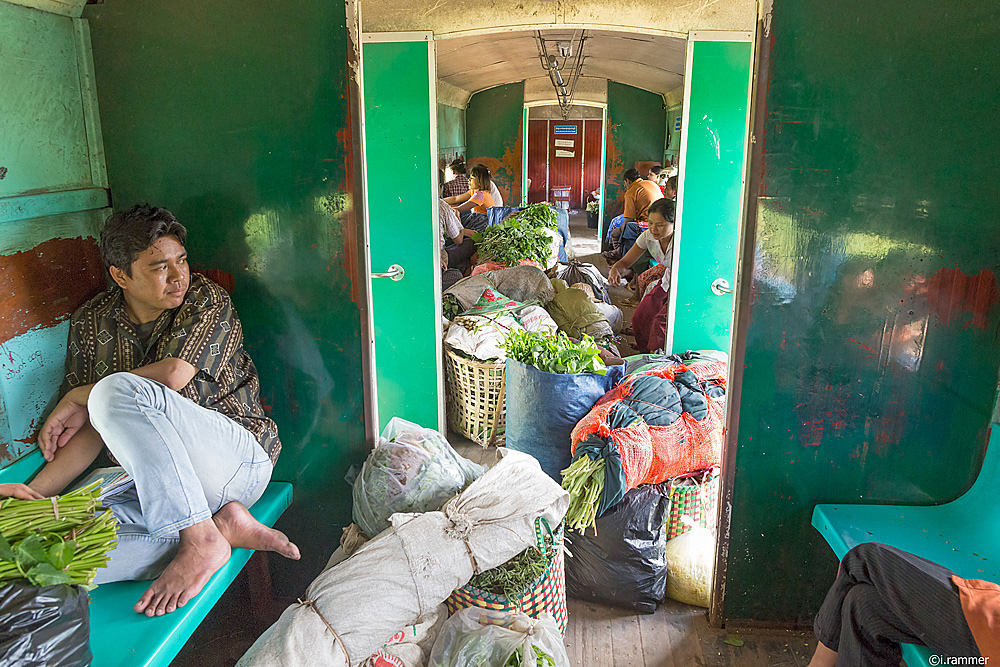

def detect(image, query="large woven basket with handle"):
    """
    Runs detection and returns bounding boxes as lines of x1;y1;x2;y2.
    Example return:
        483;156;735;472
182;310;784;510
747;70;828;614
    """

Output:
445;518;568;635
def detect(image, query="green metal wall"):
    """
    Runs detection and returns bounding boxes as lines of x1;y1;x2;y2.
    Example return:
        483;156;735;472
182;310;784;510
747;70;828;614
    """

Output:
0;2;110;467
604;81;666;216
84;0;366;592
726;2;1000;624
466;82;524;204
437;103;466;160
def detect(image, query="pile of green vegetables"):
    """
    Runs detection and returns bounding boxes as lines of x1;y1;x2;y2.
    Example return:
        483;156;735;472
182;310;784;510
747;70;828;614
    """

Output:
503;330;606;375
560;457;606;534
0;481;118;587
472;203;557;268
506;645;557;666
467;532;553;602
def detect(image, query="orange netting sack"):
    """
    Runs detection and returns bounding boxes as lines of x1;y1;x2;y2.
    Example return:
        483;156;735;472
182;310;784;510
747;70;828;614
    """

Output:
567;362;726;520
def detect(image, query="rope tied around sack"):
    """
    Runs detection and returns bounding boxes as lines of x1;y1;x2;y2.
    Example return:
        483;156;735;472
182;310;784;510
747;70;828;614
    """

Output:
297;598;351;666
443;508;481;573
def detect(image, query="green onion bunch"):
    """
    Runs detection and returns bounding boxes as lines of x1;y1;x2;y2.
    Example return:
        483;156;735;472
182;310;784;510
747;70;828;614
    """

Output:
0;481;118;588
561;456;606;534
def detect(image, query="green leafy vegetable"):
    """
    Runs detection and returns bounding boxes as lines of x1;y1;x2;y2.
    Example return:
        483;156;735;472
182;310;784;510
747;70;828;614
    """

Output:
0;481;118;588
473;204;557;268
467;532;553;603
560;456;606;534
505;644;557;666
503;330;607;375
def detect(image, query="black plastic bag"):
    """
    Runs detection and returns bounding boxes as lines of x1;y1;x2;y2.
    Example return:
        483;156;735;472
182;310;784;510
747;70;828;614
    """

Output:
564;483;670;613
0;582;91;666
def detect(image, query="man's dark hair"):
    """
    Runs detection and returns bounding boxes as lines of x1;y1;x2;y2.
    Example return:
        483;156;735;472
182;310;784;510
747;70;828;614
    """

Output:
449;158;467;175
649;197;675;222
649;165;662;176
100;204;187;276
470;163;492;192
623;168;641;184
666;175;678;192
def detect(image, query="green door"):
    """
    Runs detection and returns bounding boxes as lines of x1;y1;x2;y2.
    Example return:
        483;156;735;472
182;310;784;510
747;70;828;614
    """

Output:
668;32;754;353
360;33;443;433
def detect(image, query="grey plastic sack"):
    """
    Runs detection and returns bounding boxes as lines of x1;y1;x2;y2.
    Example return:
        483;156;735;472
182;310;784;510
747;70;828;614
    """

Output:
353;417;483;538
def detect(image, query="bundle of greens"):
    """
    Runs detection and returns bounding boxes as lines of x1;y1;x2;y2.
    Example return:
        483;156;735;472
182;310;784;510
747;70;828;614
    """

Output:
503;330;606;375
473;204;557;268
0;481;118;587
560;456;606;534
506;645;558;666
466;531;553;602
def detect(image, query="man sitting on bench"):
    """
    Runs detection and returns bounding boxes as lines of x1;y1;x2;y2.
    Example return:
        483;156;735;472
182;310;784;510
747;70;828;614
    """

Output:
28;204;300;617
806;542;997;667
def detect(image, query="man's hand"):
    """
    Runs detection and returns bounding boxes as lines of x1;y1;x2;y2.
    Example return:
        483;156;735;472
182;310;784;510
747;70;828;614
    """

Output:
0;483;44;500
38;389;89;462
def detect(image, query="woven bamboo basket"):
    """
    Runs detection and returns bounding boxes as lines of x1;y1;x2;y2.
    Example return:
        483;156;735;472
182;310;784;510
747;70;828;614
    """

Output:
444;344;506;446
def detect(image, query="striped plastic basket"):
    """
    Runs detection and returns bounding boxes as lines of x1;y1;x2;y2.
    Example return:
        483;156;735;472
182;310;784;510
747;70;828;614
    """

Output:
445;518;568;635
665;467;720;541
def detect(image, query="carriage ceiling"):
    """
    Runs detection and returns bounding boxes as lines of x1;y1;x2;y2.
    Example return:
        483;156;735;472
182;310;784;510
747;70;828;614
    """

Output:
435;29;689;108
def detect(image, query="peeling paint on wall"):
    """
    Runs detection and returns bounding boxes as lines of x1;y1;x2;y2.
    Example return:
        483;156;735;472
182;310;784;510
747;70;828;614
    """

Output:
0;236;105;343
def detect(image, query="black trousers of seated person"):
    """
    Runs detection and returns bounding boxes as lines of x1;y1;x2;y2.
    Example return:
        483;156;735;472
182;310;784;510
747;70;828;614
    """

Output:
814;543;980;667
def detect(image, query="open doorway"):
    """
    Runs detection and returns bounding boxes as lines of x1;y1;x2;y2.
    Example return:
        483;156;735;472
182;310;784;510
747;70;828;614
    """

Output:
353;18;756;640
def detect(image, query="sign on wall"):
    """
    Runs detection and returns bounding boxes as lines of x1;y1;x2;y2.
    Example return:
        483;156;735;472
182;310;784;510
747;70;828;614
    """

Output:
553;125;578;135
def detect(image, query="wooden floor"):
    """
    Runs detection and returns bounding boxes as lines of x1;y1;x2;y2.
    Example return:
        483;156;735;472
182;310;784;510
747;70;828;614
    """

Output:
565;598;815;667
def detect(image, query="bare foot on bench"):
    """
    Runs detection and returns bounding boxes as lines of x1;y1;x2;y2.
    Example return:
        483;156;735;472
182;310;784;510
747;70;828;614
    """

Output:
134;519;231;617
213;501;300;560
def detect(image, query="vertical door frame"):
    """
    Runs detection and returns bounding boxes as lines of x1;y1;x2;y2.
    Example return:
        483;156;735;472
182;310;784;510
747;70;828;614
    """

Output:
704;17;767;627
521;106;529;206
351;14;445;443
345;0;377;448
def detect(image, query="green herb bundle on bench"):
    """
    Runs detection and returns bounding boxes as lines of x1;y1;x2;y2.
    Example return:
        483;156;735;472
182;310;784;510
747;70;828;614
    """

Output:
473;204;557;268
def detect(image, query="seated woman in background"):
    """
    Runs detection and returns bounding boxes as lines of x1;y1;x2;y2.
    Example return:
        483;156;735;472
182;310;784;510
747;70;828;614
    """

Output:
444;163;494;232
439;198;478;289
609;198;674;353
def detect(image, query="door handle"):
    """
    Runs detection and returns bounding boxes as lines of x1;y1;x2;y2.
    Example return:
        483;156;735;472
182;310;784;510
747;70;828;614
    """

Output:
711;278;734;296
372;264;405;281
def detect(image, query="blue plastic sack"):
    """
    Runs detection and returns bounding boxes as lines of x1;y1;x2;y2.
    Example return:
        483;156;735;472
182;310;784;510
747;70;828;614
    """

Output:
504;359;625;481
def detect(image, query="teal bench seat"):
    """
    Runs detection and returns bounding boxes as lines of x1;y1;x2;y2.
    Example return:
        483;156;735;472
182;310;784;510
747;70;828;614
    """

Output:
0;449;293;667
812;427;1000;667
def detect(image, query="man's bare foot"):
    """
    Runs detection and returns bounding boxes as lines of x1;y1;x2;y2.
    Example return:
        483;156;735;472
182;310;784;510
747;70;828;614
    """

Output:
213;501;300;560
134;519;230;617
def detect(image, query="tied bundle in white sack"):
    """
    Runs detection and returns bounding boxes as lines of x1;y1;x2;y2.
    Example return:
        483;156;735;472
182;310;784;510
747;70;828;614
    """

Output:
427;608;569;667
353;418;483;539
238;449;569;667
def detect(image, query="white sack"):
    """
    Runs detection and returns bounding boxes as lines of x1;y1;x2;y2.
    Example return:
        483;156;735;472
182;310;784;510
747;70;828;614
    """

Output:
238;450;569;667
359;604;447;667
443;314;520;361
515;305;558;335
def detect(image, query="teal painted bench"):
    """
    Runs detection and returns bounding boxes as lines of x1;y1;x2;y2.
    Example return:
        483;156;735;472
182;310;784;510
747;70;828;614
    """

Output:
0;449;293;667
812;426;1000;667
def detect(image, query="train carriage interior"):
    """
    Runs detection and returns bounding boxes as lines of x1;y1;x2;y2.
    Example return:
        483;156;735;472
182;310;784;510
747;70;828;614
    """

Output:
1;0;999;665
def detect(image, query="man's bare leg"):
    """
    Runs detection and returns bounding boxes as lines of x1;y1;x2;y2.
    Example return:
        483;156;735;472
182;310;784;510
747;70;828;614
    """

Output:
213;501;300;560
806;641;838;667
29;422;105;497
134;518;231;616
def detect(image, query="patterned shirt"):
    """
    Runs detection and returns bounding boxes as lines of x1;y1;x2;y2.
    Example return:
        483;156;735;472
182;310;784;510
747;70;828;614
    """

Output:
61;273;281;464
443;174;470;198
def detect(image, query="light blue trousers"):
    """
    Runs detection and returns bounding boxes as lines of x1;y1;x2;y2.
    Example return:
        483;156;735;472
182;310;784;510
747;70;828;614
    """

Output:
88;373;272;583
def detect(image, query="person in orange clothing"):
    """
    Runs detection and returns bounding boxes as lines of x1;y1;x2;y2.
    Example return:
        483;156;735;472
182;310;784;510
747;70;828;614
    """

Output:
444;163;495;232
806;542;997;667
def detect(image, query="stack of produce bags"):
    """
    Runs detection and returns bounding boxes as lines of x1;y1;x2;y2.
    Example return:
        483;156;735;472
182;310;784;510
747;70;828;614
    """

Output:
443;288;558;362
561;355;728;533
238;448;569;667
